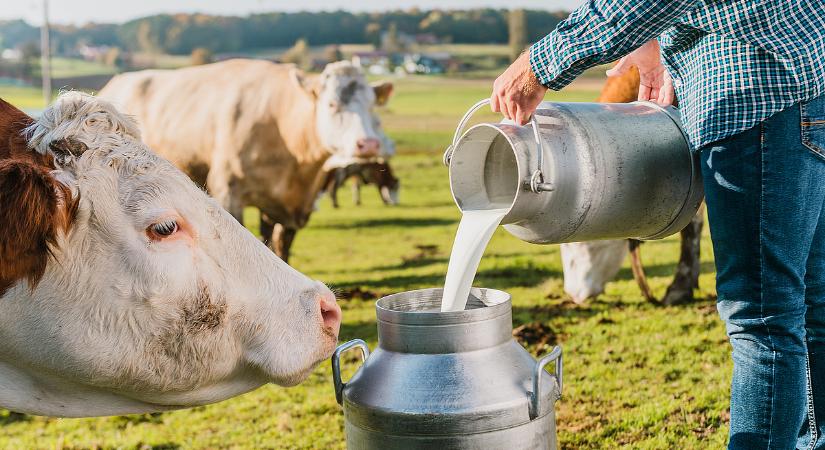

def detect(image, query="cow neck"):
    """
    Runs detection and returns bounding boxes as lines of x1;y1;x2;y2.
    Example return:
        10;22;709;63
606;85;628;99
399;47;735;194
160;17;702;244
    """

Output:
271;87;328;166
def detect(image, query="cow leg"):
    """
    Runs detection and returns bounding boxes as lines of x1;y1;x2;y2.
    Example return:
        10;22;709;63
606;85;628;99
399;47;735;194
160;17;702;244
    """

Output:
352;178;362;206
662;206;705;305
260;216;275;247
330;169;350;209
329;180;340;209
270;223;297;263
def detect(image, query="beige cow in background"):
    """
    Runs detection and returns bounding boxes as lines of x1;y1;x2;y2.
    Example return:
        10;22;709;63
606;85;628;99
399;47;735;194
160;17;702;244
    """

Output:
101;59;394;262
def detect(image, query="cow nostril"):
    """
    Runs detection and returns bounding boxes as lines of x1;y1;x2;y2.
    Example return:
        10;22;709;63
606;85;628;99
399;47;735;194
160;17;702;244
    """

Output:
356;138;381;155
319;294;342;333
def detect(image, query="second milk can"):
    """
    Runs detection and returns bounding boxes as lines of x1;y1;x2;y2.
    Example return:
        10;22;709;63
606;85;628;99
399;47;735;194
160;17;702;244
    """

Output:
445;99;704;244
331;288;562;449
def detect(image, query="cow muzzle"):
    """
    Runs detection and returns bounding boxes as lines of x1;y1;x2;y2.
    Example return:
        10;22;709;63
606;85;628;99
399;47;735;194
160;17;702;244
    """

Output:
355;137;381;157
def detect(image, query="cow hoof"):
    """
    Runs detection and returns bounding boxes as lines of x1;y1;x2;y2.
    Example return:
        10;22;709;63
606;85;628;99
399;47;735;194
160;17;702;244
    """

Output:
662;288;694;306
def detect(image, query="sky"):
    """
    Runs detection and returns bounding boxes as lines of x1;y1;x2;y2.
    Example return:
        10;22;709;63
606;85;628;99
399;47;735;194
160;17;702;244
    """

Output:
1;0;585;26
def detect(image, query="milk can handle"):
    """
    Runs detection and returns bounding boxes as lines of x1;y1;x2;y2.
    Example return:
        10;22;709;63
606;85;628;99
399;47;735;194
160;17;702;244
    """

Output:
443;98;552;193
331;339;370;406
528;345;563;420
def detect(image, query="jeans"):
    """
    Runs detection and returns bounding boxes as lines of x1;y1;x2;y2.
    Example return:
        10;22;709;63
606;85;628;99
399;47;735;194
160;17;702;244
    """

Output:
701;94;825;449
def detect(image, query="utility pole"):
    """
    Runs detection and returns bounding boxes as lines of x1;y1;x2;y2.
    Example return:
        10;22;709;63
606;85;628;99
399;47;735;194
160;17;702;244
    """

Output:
40;0;51;107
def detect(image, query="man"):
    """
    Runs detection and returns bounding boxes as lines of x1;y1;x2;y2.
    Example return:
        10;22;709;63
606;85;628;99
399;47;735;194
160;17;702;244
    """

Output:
492;1;825;448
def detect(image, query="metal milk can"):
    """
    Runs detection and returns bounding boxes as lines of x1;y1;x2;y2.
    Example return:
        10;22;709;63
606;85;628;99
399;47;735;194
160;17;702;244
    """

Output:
331;288;562;450
444;99;704;244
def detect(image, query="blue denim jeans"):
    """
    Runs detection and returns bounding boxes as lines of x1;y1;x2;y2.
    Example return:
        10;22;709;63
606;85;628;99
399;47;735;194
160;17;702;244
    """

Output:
701;94;825;449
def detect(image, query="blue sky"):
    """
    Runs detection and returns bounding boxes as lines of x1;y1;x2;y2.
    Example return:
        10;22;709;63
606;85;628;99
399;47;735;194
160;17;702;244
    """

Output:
2;0;585;26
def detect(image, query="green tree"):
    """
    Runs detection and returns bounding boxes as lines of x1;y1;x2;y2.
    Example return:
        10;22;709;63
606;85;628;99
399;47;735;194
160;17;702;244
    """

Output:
382;22;402;54
281;38;309;69
323;45;343;63
190;47;213;65
508;9;527;61
103;47;123;67
19;40;39;81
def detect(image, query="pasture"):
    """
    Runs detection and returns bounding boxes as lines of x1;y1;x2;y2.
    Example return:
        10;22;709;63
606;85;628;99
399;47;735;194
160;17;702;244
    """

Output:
0;76;729;449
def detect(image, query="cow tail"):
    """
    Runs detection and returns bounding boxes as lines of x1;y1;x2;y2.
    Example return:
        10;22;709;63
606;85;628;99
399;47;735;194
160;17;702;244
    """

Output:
628;239;658;304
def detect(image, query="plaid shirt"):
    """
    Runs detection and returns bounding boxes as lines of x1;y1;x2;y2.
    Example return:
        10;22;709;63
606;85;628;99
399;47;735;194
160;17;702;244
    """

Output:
529;0;825;150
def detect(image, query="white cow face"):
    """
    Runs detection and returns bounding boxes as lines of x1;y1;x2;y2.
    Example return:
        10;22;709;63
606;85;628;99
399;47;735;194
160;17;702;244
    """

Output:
0;93;341;416
296;61;393;160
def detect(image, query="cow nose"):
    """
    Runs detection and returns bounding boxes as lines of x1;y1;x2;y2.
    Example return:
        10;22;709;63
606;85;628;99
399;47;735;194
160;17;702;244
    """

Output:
319;292;342;335
356;137;381;156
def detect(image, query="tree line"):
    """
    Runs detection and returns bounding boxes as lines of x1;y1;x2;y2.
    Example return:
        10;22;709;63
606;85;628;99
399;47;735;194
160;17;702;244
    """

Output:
0;9;566;56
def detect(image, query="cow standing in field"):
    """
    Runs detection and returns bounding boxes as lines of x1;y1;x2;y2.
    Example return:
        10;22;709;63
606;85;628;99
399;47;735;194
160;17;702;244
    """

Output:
0;93;341;417
321;160;400;208
100;59;394;262
560;67;705;305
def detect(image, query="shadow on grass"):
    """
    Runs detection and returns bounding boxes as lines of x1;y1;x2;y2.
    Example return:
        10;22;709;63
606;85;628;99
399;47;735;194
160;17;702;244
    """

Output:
615;260;716;281
0;410;29;425
474;264;562;290
313;217;456;230
340;262;561;292
141;444;180;450
511;296;610;327
373;256;449;272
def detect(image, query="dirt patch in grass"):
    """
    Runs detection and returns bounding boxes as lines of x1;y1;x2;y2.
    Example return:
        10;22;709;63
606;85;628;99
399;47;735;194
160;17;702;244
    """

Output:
334;287;385;301
513;322;558;348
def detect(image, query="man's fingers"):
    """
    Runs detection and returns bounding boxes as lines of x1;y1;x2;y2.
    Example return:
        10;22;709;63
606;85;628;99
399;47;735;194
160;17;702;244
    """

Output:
497;95;512;121
515;105;529;126
638;84;652;102
491;92;501;113
659;72;675;106
606;57;630;77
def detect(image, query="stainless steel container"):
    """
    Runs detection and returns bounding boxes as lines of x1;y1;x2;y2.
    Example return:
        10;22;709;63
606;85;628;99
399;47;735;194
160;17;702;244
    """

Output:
444;99;704;244
331;288;562;450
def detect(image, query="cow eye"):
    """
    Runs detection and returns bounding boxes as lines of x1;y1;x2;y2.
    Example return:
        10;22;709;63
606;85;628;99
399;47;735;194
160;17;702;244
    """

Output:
148;219;179;238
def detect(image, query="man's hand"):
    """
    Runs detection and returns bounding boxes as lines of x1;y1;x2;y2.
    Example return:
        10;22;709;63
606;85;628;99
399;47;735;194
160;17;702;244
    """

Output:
491;51;548;125
606;39;674;106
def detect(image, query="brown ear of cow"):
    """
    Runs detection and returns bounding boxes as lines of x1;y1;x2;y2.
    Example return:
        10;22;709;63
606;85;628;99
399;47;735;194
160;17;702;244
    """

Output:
0;98;77;296
0;160;76;295
290;67;320;99
372;82;394;106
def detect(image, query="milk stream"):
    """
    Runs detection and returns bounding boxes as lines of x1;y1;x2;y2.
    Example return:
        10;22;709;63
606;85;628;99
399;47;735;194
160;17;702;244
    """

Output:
440;209;508;312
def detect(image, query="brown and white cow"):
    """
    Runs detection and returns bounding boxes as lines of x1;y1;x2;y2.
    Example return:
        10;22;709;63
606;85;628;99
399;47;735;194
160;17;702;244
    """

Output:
99;59;394;262
0;92;341;417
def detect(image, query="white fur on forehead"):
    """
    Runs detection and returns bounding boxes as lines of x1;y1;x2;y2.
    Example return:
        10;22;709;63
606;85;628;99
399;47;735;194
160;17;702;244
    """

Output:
26;91;142;156
322;60;364;79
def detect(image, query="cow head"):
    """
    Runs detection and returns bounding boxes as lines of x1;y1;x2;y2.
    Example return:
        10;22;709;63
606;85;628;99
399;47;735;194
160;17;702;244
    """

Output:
292;61;393;160
0;92;341;417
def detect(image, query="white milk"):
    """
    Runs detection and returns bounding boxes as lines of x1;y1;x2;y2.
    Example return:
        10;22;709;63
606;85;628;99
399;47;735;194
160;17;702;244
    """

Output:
440;208;508;312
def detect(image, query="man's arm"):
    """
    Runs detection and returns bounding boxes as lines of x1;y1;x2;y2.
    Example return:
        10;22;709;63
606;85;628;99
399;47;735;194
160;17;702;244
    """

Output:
492;0;698;124
532;0;698;89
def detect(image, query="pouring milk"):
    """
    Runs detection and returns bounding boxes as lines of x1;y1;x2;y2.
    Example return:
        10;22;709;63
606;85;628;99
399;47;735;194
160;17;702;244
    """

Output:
440;209;507;311
441;130;518;312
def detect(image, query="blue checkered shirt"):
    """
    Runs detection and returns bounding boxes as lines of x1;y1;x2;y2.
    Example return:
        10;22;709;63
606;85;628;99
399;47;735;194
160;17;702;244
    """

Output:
529;0;825;150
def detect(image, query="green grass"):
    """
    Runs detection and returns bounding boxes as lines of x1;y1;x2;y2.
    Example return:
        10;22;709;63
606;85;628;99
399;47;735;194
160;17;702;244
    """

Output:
0;77;730;449
49;57;118;78
0;85;50;110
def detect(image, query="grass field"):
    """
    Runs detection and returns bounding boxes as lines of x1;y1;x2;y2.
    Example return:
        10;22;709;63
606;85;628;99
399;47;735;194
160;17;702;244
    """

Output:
0;76;730;449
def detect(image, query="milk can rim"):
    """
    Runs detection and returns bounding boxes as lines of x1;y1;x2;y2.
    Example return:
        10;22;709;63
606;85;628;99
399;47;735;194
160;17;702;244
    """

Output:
375;287;511;325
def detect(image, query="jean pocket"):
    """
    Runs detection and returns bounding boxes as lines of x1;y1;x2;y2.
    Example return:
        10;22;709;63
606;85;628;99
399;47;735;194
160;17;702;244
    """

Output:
801;96;825;161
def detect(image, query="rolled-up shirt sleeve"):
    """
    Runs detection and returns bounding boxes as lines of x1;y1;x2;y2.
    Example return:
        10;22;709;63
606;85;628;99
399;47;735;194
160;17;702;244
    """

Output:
530;0;700;90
